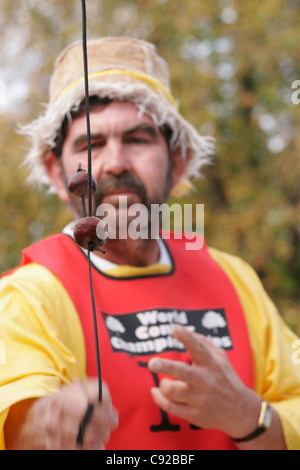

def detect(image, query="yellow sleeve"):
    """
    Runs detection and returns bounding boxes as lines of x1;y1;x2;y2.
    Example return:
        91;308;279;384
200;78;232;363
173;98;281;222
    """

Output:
209;247;300;450
0;263;87;450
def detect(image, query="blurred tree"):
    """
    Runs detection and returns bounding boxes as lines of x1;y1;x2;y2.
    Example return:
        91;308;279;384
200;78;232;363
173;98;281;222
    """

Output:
0;0;299;332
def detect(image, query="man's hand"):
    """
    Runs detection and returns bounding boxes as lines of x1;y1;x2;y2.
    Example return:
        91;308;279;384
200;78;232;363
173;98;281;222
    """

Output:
44;379;118;450
5;379;118;450
148;324;286;449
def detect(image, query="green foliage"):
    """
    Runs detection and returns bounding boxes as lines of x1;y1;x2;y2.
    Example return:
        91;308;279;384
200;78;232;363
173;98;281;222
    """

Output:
0;0;299;332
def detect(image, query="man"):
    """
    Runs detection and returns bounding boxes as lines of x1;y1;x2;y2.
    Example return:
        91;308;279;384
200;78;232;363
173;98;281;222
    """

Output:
0;37;300;450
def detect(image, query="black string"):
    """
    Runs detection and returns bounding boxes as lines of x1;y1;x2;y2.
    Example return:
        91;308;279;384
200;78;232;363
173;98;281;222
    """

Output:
81;195;87;218
88;250;102;401
76;403;95;445
81;0;93;218
81;0;102;404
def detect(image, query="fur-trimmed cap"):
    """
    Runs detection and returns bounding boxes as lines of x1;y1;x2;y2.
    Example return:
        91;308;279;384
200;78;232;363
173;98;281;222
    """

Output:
22;37;215;194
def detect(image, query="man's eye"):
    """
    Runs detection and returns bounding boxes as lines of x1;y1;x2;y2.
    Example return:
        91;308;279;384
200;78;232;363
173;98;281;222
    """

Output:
91;141;104;149
126;136;150;144
80;142;104;152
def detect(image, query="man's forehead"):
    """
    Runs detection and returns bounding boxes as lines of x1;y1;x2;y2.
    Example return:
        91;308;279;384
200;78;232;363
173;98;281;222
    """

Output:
68;100;157;137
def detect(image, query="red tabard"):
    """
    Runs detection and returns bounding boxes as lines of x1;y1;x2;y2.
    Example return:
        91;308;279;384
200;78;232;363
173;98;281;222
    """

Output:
21;233;255;450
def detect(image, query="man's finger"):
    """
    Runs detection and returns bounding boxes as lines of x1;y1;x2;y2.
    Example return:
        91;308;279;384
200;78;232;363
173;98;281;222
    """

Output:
148;355;207;385
150;387;190;422
171;324;213;365
159;378;190;404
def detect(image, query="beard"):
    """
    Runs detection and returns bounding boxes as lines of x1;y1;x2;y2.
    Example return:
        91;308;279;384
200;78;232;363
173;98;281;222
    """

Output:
63;161;173;240
93;171;148;209
93;169;173;240
94;164;173;209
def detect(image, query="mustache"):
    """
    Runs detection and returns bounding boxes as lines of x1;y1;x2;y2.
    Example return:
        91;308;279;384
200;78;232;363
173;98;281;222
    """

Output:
94;172;147;205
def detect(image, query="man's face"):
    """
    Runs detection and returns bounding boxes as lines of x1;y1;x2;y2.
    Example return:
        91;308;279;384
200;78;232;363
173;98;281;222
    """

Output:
51;101;182;233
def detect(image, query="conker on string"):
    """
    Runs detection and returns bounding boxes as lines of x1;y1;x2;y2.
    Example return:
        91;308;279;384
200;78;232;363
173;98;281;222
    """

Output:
68;167;97;198
73;216;108;251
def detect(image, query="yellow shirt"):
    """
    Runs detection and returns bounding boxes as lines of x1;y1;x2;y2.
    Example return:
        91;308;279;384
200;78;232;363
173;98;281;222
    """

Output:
0;247;299;450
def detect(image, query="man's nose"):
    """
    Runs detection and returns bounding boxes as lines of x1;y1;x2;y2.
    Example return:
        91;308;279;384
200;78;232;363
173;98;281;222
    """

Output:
101;140;131;176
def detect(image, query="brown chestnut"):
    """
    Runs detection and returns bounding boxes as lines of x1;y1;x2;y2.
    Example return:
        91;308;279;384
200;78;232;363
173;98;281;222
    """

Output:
73;216;108;251
68;169;97;198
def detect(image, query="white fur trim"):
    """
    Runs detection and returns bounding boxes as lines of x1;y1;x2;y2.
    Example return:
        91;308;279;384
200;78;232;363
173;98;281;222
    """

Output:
20;80;215;191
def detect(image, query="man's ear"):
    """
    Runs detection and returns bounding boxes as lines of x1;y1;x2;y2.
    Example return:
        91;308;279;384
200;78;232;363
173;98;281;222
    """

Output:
44;153;70;203
171;147;187;188
170;148;193;198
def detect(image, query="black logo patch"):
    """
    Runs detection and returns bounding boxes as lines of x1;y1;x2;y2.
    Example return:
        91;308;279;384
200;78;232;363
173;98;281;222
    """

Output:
102;308;233;356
